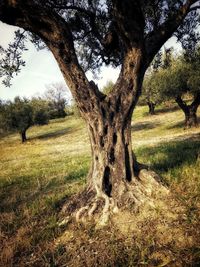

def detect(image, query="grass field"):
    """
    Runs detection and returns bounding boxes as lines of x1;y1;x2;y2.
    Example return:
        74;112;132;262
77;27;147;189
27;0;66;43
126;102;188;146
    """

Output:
0;104;200;266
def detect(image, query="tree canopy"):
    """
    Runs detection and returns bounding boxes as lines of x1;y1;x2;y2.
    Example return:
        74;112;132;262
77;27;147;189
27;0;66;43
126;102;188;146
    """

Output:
44;82;69;119
147;46;200;127
0;97;49;142
0;0;200;87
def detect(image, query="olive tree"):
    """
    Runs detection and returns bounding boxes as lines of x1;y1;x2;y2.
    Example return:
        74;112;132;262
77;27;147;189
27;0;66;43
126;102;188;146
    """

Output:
0;0;199;224
0;97;49;142
44;82;69;119
153;52;200;128
142;48;173;115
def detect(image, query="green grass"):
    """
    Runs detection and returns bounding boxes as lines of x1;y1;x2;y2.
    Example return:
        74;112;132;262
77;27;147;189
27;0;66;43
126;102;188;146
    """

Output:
0;104;200;266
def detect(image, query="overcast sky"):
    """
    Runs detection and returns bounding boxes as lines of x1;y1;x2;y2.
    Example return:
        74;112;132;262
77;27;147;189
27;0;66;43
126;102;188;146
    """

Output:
0;21;182;101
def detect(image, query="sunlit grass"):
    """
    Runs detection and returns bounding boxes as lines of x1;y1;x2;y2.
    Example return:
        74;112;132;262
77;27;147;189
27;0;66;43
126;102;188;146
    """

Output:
0;103;200;266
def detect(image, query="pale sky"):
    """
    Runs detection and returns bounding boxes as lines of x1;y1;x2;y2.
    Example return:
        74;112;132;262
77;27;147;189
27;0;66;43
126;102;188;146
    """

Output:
0;21;181;101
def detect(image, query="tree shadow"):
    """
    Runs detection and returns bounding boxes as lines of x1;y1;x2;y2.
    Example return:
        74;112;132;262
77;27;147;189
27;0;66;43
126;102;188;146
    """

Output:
156;105;179;115
167;117;200;130
138;134;200;173
31;127;74;140
167;120;185;130
131;121;160;131
0;154;90;214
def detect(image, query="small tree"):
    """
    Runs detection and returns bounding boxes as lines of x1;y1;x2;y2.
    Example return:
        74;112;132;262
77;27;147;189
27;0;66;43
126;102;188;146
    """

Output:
30;97;49;125
0;97;49;142
142;48;173;115
154;52;200;127
142;73;162;115
44;82;69;119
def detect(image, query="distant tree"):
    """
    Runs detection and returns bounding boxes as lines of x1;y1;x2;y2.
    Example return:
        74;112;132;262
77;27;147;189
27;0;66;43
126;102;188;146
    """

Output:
44;82;69;119
142;48;173;115
102;80;114;95
30;97;49;124
0;99;5;134
142;74;161;115
69;100;81;117
0;97;33;142
0;97;49;142
153;50;200;127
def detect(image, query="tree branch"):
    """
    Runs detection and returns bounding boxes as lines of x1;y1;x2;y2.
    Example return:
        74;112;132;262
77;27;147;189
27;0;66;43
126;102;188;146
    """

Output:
175;96;189;113
0;0;103;112
145;0;200;63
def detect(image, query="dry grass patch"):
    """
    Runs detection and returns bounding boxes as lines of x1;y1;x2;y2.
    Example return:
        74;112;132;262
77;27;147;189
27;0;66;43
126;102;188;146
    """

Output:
0;104;200;266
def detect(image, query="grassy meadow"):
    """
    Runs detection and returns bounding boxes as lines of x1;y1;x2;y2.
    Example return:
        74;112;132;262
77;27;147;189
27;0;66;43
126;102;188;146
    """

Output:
0;104;200;266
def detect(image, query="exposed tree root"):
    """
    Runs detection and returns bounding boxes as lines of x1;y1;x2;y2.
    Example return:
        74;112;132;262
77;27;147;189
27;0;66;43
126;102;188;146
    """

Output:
59;167;169;227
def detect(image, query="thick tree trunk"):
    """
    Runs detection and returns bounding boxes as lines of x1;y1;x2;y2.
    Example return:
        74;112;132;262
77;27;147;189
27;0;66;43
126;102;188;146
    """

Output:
21;130;27;143
147;101;156;115
176;95;199;128
87;111;137;199
62;84;167;225
184;109;198;128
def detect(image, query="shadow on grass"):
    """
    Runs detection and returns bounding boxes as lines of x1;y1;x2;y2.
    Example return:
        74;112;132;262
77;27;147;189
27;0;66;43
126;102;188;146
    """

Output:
0;159;89;213
167;117;200;130
142;105;179;117
167;120;185;130
49;117;67;124
137;134;200;174
132;121;160;131
31;127;74;140
156;104;179;115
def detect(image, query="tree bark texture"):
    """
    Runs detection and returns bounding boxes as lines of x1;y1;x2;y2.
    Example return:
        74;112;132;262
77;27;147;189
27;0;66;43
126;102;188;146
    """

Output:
184;110;198;128
176;95;200;128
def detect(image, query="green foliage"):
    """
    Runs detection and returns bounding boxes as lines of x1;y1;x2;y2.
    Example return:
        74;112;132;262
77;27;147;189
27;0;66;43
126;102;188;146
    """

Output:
102;80;114;95
0;30;27;87
0;97;49;141
142;73;163;106
0;107;200;266
30;97;49;125
0;97;33;134
141;48;173;109
143;46;200;106
44;83;69;119
154;57;188;99
186;46;200;94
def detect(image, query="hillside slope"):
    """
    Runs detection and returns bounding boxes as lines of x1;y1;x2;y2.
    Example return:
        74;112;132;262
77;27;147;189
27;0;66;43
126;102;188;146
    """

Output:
0;104;200;266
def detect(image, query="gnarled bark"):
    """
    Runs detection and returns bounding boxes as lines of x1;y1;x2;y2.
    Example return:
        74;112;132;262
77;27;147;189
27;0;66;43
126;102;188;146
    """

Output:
60;56;168;225
176;95;200;128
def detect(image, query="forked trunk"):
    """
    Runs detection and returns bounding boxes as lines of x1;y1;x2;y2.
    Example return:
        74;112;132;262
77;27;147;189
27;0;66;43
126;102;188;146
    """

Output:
59;49;167;224
176;96;199;128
